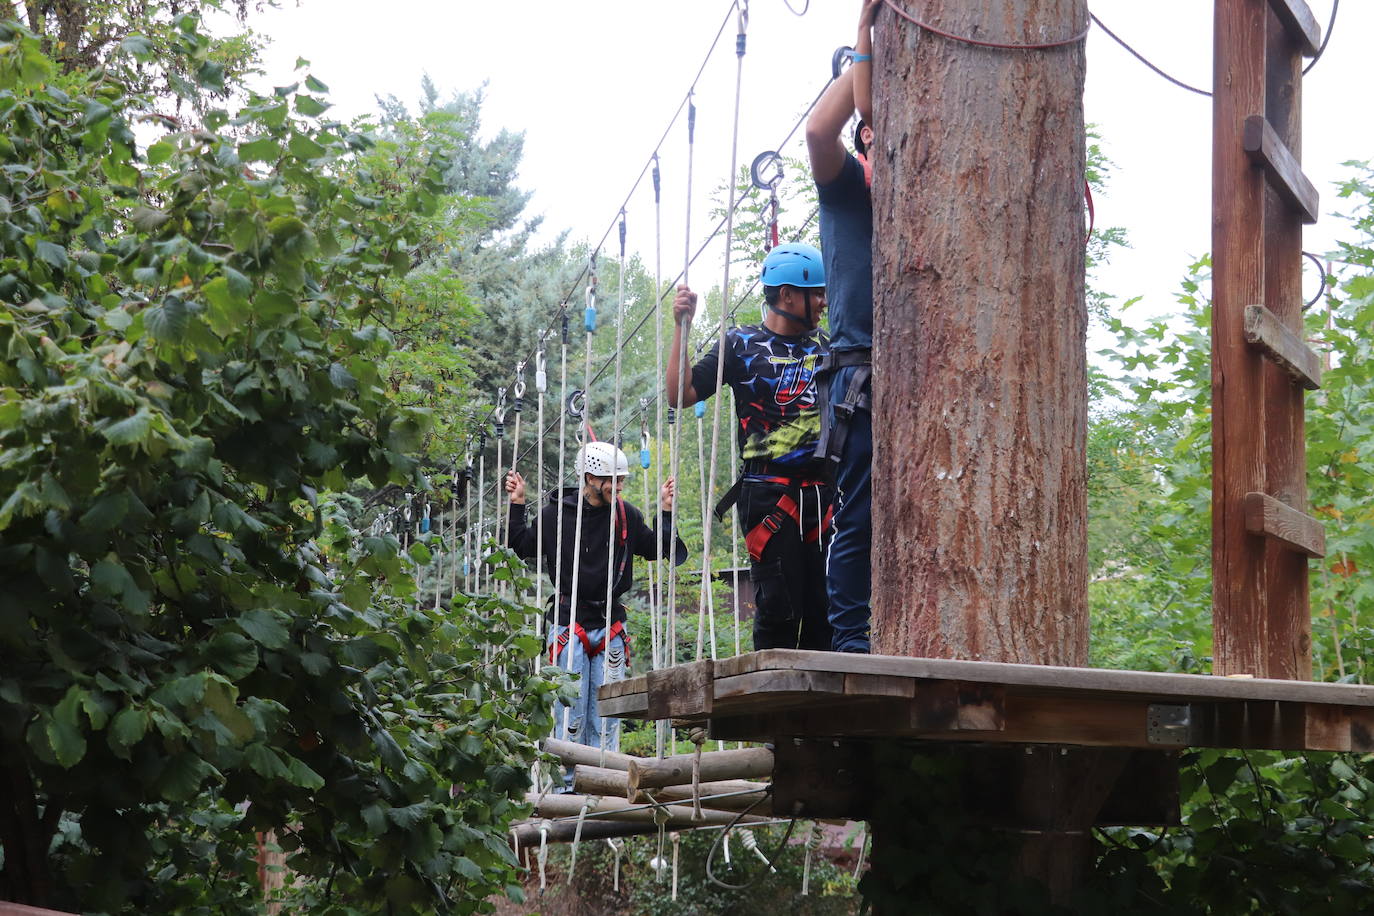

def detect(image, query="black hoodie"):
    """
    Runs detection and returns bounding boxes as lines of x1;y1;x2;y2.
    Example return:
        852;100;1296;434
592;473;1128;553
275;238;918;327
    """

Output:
507;487;689;630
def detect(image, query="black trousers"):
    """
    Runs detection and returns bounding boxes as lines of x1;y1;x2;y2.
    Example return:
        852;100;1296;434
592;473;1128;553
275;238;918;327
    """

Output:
737;479;834;651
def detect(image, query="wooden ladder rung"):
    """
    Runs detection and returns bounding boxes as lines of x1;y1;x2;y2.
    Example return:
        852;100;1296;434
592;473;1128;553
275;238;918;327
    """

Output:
1244;305;1322;390
1244;492;1326;558
1268;0;1322;58
1243;115;1319;224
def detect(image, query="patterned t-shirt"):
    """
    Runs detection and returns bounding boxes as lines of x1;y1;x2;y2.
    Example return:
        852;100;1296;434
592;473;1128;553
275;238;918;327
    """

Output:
690;325;827;469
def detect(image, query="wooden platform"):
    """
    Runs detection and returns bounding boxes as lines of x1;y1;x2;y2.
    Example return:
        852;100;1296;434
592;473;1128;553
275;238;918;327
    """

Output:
600;650;1374;752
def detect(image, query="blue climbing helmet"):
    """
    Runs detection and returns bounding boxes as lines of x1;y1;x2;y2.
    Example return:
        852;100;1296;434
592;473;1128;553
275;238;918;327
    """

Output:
760;242;825;290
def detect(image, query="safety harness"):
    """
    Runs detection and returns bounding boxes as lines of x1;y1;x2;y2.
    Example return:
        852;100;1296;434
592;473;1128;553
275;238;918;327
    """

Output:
814;348;872;467
714;467;833;563
548;496;632;662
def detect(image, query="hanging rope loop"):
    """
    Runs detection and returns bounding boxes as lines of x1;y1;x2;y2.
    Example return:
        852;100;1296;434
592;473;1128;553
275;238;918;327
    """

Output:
735;0;749;56
618;209;627;260
652;152;662;204
584;273;598;333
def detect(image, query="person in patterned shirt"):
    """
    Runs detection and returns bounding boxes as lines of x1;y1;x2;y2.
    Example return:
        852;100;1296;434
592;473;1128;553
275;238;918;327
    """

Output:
665;243;835;651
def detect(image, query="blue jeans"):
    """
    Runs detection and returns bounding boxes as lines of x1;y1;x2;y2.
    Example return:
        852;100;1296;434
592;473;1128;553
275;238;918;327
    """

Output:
825;367;872;652
548;624;627;783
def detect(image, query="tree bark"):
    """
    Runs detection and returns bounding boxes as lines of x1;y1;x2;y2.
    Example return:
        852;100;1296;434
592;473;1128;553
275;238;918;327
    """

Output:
870;0;1089;667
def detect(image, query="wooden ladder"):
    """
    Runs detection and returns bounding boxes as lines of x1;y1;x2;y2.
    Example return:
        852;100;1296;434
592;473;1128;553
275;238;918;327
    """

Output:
1212;0;1326;679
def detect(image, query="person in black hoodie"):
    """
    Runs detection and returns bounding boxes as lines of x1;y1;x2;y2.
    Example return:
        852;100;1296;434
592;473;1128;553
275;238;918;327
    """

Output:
505;441;686;762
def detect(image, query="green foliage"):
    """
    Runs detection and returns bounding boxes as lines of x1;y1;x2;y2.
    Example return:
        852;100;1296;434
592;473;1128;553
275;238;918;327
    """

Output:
0;16;562;913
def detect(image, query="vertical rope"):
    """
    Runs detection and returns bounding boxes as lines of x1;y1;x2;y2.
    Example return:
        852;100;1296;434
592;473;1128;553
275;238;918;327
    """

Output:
698;0;749;663
601;211;629;760
534;347;548;674
563;264;597;738
671;831;681;900
801;820;823;895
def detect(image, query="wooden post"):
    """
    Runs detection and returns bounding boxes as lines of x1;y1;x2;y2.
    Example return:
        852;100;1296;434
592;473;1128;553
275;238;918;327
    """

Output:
1212;0;1321;679
870;0;1088;667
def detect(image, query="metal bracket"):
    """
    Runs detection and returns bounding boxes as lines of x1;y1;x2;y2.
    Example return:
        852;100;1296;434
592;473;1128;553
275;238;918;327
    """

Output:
1146;704;1194;747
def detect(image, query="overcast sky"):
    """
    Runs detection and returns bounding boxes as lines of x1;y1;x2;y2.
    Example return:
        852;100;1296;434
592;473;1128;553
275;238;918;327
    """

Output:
249;1;1371;330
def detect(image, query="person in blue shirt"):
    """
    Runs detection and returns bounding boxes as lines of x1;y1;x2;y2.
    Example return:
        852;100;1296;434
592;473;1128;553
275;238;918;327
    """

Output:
665;245;835;652
806;0;880;654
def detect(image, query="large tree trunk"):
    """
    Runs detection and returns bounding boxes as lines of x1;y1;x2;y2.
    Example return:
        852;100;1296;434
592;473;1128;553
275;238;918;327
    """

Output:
871;0;1089;667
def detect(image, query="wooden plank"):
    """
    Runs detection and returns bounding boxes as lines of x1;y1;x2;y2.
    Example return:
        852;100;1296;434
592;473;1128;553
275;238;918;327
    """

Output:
646;658;712;719
572;764;769;811
599;675;647;700
512;817;661;847
1244;491;1326;557
1302;703;1351;751
711;669;846;708
627;747;774;793
1350;708;1374;752
771;738;873;819
1267;0;1322;56
599;692;649;718
690;649;1374;707
1244;304;1321;389
1243;114;1319;224
912;681;1005;731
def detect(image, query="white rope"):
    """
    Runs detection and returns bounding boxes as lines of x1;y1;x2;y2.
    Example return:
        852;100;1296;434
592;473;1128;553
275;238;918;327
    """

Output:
566;795;597;885
671;831;681;900
698;0;749;663
739;827;776;872
853;828;868;879
801;820;823;896
537;822;550;892
534;349;547;675
562;266;596;742
607;837;625;891
601;211;628;761
475;445;486;595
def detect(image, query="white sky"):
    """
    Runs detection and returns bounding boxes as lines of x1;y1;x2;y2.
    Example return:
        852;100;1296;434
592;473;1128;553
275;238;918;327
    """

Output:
250;1;1372;328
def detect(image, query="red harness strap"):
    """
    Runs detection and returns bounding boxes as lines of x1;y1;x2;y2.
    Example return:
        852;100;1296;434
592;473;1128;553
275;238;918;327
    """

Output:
549;619;631;664
743;490;831;562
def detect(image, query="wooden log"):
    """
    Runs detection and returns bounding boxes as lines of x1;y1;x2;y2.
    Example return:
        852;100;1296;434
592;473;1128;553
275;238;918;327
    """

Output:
626;746;774;795
526;792;764;827
572;764;770;812
511;817;661;848
539;737;636;772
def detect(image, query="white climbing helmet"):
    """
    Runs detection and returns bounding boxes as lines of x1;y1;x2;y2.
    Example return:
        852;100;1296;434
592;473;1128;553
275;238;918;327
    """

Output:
576;441;630;478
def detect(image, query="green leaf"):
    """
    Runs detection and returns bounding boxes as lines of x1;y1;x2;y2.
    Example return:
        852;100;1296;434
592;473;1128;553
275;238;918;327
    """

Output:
146;141;174;166
157;752;214;801
287;133;327;162
48;700;88;768
238;608;290;649
294;95;329;117
286;756;325;790
205;632;259;680
245;744;291;779
83;100;112;126
238;136;281;162
304;74;329;93
454;857;482;880
101;409;155;447
80;490;130;531
119;34;154;61
144;298;190;342
35;240;68;269
387;802;429;830
110;706;150;751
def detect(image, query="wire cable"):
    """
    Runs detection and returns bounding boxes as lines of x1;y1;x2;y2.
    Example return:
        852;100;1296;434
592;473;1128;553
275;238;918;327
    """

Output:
883;0;1088;50
1090;12;1209;98
1303;0;1340;75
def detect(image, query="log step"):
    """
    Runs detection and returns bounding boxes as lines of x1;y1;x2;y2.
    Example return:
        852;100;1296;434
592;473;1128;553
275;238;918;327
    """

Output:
1244;115;1319;224
1269;0;1322;57
1244;305;1321;390
1244;491;1326;558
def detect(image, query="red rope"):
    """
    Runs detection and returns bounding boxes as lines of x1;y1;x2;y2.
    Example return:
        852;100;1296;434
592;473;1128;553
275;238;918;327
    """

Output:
881;0;1089;51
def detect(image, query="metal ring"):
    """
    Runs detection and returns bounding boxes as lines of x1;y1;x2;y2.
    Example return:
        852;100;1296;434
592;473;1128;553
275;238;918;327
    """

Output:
1302;250;1328;311
566;389;585;420
750;150;784;191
